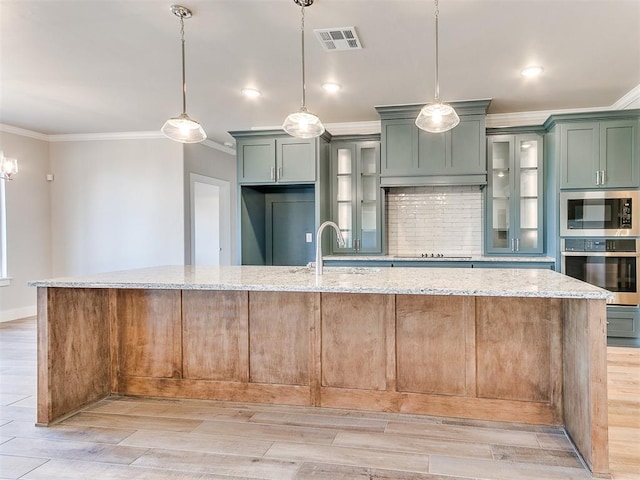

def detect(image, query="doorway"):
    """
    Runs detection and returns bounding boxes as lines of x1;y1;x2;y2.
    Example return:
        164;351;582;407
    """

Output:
190;173;231;266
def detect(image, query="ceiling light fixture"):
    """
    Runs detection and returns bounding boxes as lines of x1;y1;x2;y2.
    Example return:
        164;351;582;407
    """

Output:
242;88;262;98
283;0;325;139
521;65;544;78
0;152;18;181
415;0;459;134
322;82;342;93
161;5;207;144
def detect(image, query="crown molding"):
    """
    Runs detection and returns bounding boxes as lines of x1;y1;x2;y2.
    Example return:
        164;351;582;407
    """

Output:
201;139;235;155
0;124;49;141
48;131;165;142
324;121;381;135
0;125;234;153
612;84;640;109
487;83;640;128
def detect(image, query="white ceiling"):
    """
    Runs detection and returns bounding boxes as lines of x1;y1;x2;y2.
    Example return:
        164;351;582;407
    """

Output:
1;0;639;146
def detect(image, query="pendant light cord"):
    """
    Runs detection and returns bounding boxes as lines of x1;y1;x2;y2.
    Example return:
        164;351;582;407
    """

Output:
300;3;307;109
434;0;440;102
180;14;187;115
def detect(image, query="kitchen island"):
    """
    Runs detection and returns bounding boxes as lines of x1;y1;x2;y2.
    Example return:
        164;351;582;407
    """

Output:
31;266;611;477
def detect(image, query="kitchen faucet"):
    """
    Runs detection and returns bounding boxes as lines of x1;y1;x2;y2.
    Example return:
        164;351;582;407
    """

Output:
315;221;346;276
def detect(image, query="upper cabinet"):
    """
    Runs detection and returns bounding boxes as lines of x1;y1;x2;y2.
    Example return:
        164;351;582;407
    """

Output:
486;133;544;255
231;131;331;184
330;138;383;254
376;100;491;186
547;113;639;189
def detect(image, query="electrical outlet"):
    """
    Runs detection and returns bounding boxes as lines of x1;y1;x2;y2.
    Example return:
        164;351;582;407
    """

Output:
305;233;313;243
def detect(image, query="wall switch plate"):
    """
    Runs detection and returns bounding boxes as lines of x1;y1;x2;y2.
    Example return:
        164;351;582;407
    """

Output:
305;233;313;243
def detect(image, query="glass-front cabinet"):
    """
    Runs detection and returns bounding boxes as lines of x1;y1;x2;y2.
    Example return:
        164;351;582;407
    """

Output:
331;139;382;254
486;133;543;254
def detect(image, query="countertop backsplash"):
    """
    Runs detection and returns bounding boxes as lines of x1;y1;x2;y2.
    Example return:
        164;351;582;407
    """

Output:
386;185;484;256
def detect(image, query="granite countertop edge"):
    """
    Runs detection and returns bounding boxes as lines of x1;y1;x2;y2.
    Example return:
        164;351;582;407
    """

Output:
29;265;611;300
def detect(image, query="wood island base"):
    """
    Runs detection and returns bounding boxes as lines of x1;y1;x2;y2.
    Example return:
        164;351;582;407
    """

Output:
37;287;609;477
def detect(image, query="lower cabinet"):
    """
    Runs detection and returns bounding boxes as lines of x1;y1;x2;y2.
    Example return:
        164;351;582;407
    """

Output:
110;290;564;424
607;306;640;347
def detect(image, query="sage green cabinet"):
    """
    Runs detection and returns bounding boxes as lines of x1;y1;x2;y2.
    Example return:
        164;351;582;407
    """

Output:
376;101;490;186
330;140;383;254
235;135;316;184
560;118;639;189
486;133;544;255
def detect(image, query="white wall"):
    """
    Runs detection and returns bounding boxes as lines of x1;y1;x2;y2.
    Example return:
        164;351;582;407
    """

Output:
183;143;238;264
49;139;184;276
0;131;52;321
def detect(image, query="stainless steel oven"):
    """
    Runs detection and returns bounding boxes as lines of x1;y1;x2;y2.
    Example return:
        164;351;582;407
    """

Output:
562;238;639;305
560;190;638;237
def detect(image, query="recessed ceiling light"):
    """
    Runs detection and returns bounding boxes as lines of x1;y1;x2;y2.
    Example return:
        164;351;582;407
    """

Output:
242;88;262;98
322;82;342;93
521;65;544;78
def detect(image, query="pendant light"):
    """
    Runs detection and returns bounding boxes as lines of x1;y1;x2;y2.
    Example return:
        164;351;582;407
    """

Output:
282;0;325;139
161;5;207;143
0;152;18;181
415;0;459;133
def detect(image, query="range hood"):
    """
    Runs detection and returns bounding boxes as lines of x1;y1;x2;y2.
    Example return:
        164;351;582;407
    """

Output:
376;100;491;188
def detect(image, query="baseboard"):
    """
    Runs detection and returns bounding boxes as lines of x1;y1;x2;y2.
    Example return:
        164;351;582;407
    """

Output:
0;305;36;323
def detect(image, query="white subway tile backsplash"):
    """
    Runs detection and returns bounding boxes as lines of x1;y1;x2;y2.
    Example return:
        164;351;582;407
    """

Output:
386;186;483;256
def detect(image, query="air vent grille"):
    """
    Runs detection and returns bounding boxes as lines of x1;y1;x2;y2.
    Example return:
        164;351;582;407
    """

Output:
314;27;362;51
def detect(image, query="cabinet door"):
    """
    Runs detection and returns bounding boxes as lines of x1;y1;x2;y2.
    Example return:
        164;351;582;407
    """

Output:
381;119;418;175
514;134;543;253
418;129;447;174
600;119;639;188
331;143;357;251
276;137;316;183
560;123;599;189
237;138;276;183
449;117;485;174
486;136;514;254
356;142;382;253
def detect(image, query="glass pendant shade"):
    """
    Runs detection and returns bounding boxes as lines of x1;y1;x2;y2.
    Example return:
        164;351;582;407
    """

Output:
161;113;207;143
415;0;458;134
415;101;460;133
162;5;207;144
283;107;325;139
283;0;324;139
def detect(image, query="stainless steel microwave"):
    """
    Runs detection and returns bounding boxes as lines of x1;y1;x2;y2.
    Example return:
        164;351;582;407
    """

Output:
560;190;639;237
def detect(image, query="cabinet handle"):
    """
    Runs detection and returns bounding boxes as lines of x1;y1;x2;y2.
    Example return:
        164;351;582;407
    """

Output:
601;170;606;185
511;238;514;252
271;167;275;181
516;238;520;252
595;170;600;185
278;167;282;181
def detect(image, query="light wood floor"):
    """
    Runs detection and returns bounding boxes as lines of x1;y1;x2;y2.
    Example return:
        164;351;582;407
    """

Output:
0;317;638;479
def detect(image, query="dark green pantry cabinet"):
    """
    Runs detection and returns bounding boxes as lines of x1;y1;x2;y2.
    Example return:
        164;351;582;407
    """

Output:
553;116;639;189
376;100;490;186
234;134;317;184
330;138;383;254
486;133;544;255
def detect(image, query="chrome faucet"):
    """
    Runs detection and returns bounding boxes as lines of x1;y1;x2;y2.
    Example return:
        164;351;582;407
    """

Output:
315;221;345;276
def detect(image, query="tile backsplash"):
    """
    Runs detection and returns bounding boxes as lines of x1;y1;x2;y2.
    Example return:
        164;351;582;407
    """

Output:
386;186;483;256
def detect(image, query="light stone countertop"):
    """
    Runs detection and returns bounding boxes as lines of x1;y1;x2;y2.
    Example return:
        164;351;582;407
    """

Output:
29;265;611;299
324;255;556;263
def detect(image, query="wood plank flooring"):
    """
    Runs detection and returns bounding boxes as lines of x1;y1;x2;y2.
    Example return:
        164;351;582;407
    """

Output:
0;317;638;479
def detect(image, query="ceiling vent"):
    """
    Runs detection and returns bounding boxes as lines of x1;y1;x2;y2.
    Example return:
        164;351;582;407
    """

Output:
313;27;362;51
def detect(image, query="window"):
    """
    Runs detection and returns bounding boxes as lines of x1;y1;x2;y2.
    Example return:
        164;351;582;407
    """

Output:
0;178;8;285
